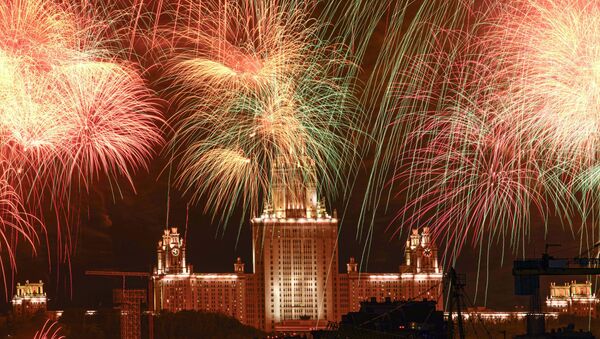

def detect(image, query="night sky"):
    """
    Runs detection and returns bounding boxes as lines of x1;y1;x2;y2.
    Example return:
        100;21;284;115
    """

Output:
0;0;589;314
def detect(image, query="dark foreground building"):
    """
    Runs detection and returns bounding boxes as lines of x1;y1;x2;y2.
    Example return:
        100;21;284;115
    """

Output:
515;323;595;339
312;298;445;339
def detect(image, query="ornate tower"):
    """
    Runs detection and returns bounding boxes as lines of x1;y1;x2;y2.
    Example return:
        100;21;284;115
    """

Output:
401;227;439;274
234;257;245;273
269;155;319;219
252;157;339;332
346;257;358;274
155;227;190;275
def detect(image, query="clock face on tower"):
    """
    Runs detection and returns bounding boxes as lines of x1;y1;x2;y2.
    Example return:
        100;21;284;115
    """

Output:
171;248;180;257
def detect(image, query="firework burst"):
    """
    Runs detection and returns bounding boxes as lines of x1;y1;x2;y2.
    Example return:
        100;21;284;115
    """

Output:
479;0;600;172
0;0;79;73
0;0;163;284
371;0;600;258
164;0;362;222
395;108;545;257
50;60;163;191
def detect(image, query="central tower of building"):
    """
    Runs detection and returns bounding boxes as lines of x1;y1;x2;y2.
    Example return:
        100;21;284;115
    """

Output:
251;158;339;332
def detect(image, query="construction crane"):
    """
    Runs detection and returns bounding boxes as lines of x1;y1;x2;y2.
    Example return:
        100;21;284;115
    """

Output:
85;270;149;285
512;245;600;337
85;270;153;339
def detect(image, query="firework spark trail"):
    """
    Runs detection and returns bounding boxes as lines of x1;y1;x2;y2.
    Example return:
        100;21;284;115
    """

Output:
176;147;261;216
164;0;363;223
0;168;39;296
316;0;482;270
393;108;546;255
381;3;547;260
34;319;65;339
0;0;79;73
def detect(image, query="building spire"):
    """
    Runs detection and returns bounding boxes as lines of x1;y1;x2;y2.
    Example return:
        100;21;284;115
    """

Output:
267;154;318;219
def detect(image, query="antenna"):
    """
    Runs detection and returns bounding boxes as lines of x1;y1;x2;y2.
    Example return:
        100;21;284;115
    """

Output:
184;202;190;245
165;195;170;230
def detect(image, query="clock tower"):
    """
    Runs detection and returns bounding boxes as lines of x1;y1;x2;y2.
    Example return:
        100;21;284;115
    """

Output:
155;228;190;275
401;227;439;274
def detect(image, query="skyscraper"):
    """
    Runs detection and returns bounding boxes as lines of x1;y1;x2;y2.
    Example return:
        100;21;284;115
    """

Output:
251;159;340;331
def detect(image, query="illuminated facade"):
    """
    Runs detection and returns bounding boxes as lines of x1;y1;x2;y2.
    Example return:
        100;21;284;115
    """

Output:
152;161;443;332
152;228;250;323
454;307;559;322
340;227;442;316
11;280;47;318
248;159;341;332
546;281;599;317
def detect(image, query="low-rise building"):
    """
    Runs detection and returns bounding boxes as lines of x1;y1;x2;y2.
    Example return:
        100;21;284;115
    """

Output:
11;280;47;318
546;281;598;317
